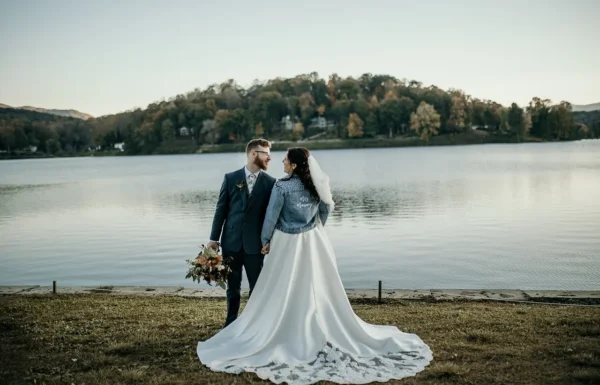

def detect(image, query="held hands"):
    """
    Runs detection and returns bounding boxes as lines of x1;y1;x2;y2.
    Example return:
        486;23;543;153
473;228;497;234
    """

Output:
261;243;270;255
207;241;220;251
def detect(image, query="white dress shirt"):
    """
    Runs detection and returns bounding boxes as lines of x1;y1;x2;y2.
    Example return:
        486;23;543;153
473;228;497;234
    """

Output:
245;167;261;195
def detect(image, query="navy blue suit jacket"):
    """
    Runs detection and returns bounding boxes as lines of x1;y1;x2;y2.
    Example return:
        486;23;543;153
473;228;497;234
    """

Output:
210;167;276;254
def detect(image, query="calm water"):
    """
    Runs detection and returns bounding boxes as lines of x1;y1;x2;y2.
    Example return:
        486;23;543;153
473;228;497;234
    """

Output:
1;141;599;290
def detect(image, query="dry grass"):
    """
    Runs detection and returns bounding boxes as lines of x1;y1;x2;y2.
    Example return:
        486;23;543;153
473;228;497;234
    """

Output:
1;294;599;385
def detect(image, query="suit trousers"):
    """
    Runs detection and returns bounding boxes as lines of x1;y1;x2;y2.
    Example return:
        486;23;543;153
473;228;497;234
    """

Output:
223;248;264;327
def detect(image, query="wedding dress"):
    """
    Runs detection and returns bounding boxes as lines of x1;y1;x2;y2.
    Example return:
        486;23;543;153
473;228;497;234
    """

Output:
197;157;433;384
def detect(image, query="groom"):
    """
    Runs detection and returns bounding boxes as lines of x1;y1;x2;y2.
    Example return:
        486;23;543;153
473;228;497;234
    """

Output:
207;138;276;328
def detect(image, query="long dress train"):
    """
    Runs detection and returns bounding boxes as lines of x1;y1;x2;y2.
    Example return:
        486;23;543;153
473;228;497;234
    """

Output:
197;225;433;384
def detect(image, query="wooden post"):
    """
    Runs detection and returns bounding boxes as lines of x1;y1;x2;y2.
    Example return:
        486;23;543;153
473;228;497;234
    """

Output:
378;280;382;304
53;280;56;294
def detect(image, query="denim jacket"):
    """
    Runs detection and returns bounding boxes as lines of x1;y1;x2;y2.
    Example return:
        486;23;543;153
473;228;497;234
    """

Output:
261;174;332;246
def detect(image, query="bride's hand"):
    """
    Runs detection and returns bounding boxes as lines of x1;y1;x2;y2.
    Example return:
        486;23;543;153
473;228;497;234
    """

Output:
261;243;270;254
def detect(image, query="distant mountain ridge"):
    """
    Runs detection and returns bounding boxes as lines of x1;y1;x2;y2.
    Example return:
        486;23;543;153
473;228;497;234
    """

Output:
0;103;93;120
572;103;600;112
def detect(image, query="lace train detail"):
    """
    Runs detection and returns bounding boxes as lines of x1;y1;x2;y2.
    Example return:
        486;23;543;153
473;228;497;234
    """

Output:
210;341;432;384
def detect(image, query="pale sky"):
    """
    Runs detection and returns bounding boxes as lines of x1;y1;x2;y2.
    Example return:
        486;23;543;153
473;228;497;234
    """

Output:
1;0;598;117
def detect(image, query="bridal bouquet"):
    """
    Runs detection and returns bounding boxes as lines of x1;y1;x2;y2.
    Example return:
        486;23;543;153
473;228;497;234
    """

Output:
185;245;234;289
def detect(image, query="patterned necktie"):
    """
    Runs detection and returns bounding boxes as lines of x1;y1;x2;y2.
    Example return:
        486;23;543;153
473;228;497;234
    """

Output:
247;173;256;194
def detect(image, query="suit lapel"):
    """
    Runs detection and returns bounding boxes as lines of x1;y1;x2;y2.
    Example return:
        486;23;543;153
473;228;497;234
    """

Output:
236;168;247;210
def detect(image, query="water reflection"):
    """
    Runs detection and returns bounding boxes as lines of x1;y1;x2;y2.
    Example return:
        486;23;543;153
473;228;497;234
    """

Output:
1;142;600;289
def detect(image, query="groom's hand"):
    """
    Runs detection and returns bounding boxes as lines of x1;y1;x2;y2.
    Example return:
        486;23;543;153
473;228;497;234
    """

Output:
207;241;219;250
261;243;270;255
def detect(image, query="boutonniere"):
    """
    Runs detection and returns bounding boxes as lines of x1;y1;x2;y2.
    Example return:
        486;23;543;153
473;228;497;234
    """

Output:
237;182;245;190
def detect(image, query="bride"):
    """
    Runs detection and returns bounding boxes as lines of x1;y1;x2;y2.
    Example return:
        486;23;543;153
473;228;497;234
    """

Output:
197;147;433;384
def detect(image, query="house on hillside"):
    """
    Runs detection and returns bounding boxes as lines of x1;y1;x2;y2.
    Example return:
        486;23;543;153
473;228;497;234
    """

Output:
280;115;296;130
308;116;334;130
114;142;125;151
86;145;101;152
281;115;334;131
179;126;191;136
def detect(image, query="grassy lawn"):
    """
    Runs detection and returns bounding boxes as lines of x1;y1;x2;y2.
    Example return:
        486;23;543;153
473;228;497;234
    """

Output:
1;294;599;385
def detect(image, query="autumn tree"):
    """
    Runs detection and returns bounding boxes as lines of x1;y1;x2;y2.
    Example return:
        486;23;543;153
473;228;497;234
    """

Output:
484;102;503;131
549;101;575;140
575;123;592;139
347;113;364;138
447;92;469;133
204;99;217;117
299;92;316;127
255;122;264;136
369;95;379;109
410;102;441;142
292;122;304;141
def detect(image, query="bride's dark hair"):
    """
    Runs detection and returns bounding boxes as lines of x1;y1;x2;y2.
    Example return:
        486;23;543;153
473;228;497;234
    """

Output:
287;147;319;200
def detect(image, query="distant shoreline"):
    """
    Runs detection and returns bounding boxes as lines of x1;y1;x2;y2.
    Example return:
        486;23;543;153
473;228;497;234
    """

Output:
0;132;571;160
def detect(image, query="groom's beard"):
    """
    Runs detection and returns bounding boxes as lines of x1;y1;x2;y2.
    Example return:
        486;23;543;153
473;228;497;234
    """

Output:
254;156;268;171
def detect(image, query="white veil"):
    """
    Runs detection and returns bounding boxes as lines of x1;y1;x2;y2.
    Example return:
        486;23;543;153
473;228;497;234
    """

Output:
308;155;335;210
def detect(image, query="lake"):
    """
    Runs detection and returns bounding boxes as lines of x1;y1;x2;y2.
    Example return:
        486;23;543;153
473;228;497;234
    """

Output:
1;141;599;290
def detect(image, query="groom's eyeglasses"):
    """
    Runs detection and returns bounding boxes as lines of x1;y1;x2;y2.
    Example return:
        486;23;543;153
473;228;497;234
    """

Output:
255;150;271;157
